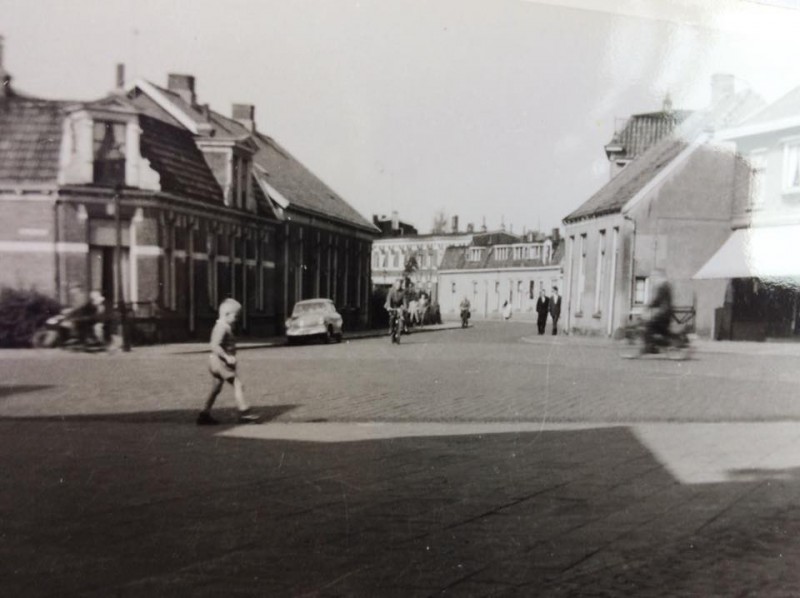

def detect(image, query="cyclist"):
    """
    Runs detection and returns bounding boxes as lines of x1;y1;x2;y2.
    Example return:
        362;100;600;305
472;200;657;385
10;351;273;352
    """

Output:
384;280;407;343
645;279;674;353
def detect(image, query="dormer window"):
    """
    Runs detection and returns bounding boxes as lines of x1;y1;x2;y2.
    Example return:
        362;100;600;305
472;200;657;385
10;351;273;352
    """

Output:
467;247;483;262
93;121;127;186
494;246;509;261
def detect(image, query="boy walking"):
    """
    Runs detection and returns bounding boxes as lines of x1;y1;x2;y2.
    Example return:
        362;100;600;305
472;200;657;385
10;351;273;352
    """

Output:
197;298;259;425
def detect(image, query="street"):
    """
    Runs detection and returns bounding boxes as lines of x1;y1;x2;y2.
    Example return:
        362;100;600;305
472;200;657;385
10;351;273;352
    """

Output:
1;322;799;596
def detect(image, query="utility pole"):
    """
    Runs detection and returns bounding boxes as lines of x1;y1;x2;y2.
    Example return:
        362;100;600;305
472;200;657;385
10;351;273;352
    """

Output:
114;185;131;351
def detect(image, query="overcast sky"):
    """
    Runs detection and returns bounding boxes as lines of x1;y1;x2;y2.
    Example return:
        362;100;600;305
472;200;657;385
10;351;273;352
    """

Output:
4;0;800;233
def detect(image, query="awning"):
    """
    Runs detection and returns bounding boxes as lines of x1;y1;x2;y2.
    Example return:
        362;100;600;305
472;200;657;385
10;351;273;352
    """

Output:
694;225;800;279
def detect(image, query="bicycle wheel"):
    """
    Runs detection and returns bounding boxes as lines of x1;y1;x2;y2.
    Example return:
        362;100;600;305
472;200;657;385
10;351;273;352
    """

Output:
619;327;643;359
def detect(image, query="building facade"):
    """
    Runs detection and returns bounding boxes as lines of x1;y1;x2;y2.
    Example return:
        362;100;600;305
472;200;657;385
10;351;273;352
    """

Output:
562;75;764;338
0;52;377;341
695;85;800;340
437;233;562;320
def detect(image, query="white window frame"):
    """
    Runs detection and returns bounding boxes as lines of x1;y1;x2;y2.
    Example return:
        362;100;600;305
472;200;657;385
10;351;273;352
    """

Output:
783;141;800;194
634;276;649;306
577;234;586;314
594;230;606;315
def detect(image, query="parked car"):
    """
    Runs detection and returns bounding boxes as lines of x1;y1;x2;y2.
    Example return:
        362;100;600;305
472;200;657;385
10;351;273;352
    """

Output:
285;299;343;344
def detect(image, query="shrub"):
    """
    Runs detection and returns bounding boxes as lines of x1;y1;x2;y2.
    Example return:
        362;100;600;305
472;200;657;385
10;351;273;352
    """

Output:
0;288;62;348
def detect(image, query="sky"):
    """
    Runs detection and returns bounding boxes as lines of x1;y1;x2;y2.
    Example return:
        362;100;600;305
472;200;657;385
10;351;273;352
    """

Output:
3;0;800;234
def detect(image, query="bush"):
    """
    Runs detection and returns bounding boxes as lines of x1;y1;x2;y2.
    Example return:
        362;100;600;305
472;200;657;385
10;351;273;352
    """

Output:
0;288;62;348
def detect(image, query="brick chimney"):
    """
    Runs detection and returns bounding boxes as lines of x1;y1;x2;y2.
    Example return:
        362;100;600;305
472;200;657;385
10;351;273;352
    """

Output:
711;73;735;106
0;36;11;98
232;103;255;133
115;64;125;90
167;73;196;106
451;215;459;233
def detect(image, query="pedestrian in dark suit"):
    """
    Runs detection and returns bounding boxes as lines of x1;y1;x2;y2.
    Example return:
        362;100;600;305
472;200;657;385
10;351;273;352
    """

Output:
535;288;550;335
550;287;562;335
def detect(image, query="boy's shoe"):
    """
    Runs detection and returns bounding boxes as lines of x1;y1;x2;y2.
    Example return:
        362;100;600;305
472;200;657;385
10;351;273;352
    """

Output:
237;409;259;424
196;411;220;426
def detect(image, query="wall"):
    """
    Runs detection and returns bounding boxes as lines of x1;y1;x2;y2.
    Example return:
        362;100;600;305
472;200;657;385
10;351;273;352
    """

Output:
438;267;562;321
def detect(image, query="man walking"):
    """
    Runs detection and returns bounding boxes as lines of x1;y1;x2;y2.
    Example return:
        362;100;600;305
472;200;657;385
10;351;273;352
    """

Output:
549;286;562;335
536;288;550;335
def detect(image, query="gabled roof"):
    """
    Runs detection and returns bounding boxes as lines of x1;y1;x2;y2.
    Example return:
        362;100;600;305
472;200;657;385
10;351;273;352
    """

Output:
251;132;377;232
717;85;800;140
606;109;693;161
0;92;72;184
565;89;765;224
128;80;376;232
565;137;689;222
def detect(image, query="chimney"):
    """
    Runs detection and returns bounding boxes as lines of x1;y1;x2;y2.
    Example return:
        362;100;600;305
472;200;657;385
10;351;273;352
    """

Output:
451;215;459;233
232;103;256;133
466;223;474;233
551;228;561;244
711;73;735;106
0;36;10;98
167;73;196;106
391;211;399;231
481;216;487;233
115;64;125;90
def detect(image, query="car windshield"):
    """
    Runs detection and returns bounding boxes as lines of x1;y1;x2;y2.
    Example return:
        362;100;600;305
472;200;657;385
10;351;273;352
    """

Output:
293;301;330;315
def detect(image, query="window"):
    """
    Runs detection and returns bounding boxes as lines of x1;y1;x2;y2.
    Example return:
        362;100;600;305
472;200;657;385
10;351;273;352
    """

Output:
494;246;509;260
451;282;456;294
393;252;399;268
468;247;483;262
529;280;535;299
784;142;800;193
594;231;606;315
634;277;649;305
749;150;767;208
513;245;528;260
93;121;126;186
577;234;586;314
473;281;478;295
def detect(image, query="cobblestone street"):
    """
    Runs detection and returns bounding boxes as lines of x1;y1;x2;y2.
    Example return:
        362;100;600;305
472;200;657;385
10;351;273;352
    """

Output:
1;322;799;596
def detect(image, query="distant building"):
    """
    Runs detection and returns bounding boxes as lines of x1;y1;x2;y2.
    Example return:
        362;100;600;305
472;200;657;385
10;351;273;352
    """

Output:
562;74;764;338
437;230;563;319
373;211;418;237
695;85;800;340
371;215;474;300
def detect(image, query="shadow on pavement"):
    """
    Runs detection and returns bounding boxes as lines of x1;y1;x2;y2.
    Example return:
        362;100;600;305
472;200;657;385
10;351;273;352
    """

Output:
0;404;297;425
0;384;56;399
0;422;798;596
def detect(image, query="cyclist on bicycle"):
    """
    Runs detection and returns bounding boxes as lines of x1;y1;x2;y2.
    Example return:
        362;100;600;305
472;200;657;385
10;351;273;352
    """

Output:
384;280;407;342
645;279;674;353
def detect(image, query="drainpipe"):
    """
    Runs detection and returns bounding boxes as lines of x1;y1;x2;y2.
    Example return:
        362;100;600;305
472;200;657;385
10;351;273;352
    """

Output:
623;214;636;320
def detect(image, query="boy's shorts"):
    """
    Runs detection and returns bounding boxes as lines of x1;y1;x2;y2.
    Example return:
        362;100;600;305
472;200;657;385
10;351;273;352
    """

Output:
209;354;236;381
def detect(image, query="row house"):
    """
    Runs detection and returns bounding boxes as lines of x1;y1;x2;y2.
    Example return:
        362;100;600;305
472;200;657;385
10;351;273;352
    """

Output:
562;75;764;338
695;85;800;340
437;231;563;319
371;216;474;301
0;49;377;341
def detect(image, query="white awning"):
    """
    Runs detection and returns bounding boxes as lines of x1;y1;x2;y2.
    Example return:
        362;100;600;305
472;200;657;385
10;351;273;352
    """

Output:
694;225;800;279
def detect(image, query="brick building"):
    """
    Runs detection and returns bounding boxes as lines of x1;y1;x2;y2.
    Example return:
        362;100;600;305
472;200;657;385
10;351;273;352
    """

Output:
0;51;377;341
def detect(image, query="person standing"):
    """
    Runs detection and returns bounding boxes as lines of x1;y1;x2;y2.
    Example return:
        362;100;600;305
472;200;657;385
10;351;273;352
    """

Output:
549;286;562;335
536;288;550;335
502;300;512;320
